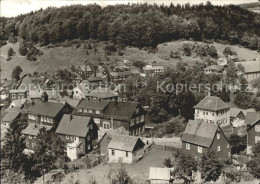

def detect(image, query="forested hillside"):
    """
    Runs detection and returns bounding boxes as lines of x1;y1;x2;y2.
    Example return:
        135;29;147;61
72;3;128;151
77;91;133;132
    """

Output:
0;2;259;49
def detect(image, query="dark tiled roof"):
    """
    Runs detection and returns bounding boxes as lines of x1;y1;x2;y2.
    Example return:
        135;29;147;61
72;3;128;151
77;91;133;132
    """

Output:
108;135;144;152
194;96;230;111
22;123;52;136
182;120;218;147
87;76;103;82
245;112;260;126
104;101;138;120
86;87;118;99
27;99;65;117
2;111;21;122
56;114;91;137
77;99;110;111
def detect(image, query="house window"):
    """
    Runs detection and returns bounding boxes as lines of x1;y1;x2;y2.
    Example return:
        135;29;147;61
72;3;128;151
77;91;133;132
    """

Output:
140;115;145;122
66;135;69;139
255;125;260;132
103;122;110;129
217;133;220;140
198;146;202;153
197;109;199;114
112;149;115;156
212;112;215;116
89;109;92;113
126;151;128;157
88;144;91;150
29;135;32;139
186;143;190;150
96;110;100;114
206;111;208;115
70;136;75;141
255;136;260;144
87;135;90;141
203;111;205;115
217;146;221;152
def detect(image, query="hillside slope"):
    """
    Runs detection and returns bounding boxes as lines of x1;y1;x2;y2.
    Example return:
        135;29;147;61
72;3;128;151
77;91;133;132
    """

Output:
1;41;258;81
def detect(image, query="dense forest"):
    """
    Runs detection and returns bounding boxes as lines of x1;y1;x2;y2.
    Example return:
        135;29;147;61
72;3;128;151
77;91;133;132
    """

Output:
0;2;259;49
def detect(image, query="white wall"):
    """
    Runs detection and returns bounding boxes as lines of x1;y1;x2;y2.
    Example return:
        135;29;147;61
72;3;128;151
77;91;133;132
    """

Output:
108;149;133;163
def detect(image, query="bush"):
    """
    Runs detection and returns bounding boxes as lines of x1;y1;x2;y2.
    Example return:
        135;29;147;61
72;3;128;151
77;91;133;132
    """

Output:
19;44;28;56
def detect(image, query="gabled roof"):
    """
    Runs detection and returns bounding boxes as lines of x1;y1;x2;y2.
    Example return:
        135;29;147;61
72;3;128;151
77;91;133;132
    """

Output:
86;87;118;99
245;112;260;126
149;167;171;181
2;111;21;122
194;96;230;111
230;107;256;118
9;98;27;108
63;98;80;108
107;135;144;152
235;61;260;74
27;99;66;117
22;123;52;136
182;120;218;147
56;115;91;137
104;101;139;120
204;65;225;72
77;99;110;111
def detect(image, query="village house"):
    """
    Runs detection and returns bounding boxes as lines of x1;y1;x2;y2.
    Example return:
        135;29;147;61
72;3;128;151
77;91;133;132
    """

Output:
74;99;146;137
149;167;172;184
235;61;260;82
107;135;145;163
56;115;99;160
217;58;228;65
27;93;71;128
9;89;28;100
227;55;238;62
78;65;93;77
22;123;52;153
203;65;225;75
230;107;256;127
143;64;164;76
194;96;230;127
245;112;260;155
72;83;90;100
181;120;231;159
99;127;130;155
86;87;118;101
2;111;21;126
109;71;134;83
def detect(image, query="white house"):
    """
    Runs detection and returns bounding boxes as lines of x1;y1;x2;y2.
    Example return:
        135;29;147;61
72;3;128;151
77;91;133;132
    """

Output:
108;135;145;164
149;167;171;184
194;96;230;127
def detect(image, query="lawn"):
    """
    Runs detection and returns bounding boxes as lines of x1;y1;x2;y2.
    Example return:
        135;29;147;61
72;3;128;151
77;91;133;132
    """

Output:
37;147;173;184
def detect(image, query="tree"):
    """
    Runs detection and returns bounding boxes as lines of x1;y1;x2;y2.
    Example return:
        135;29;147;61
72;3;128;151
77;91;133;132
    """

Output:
200;151;224;182
173;151;198;184
234;92;253;109
11;66;22;81
177;91;196;121
206;45;218;59
163;158;173;168
247;143;260;179
32;128;67;183
19;44;28;56
1;119;27;173
111;165;133;184
223;47;236;56
8;47;14;57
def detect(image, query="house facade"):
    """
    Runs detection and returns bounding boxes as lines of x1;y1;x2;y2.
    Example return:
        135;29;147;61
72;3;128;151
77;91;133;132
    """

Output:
194;96;230;127
203;65;225;75
245;112;260;155
56;115;98;160
107;135;145;163
182;120;231;159
109;71;134;83
27;95;70;128
143;65;164;76
9;89;28;100
22;123;52;153
74;99;145;137
149;167;171;184
235;61;260;82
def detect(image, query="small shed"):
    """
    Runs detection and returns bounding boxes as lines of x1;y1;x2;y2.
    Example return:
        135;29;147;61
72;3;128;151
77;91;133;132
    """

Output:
149;167;171;184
